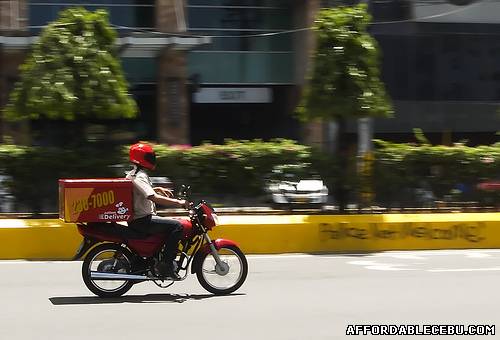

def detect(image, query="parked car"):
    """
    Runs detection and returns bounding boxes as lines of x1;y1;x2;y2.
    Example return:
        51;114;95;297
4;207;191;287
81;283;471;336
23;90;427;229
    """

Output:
0;175;14;212
264;164;329;208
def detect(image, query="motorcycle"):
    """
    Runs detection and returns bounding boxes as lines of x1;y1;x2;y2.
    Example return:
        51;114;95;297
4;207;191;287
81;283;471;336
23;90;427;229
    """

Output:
72;186;248;298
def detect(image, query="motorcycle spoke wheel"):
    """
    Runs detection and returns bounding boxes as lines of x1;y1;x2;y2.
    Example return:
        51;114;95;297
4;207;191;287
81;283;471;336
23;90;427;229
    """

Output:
82;243;134;298
196;245;248;295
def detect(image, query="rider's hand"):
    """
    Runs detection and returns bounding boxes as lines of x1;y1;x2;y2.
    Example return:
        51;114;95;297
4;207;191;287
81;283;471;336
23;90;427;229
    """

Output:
178;199;190;209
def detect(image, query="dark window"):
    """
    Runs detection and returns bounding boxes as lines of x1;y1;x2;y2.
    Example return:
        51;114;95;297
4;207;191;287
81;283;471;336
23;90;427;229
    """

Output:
130;83;157;140
369;0;412;22
188;0;288;7
187;2;293;54
376;35;411;100
414;36;436;100
29;1;155;32
188;7;291;31
376;30;500;102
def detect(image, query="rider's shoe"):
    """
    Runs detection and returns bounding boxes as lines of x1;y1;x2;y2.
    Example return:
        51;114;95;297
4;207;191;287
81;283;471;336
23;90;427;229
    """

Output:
156;260;181;280
165;268;181;280
165;260;181;280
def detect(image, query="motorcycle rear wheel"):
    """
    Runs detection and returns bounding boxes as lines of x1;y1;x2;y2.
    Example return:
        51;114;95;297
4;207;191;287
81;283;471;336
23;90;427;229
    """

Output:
195;245;248;295
82;243;135;298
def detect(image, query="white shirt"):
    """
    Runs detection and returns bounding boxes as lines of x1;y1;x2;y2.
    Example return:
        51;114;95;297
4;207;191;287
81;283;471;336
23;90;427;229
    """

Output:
126;166;156;219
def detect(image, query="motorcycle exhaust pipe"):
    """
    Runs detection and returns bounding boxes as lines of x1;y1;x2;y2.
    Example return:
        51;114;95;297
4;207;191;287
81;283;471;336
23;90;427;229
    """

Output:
90;271;154;281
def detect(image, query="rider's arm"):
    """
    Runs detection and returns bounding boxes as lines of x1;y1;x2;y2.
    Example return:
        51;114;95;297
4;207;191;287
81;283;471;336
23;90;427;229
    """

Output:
153;187;174;198
148;194;187;208
132;172;187;209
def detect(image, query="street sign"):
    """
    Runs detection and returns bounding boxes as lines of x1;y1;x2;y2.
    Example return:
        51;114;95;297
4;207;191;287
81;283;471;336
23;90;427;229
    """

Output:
193;87;273;104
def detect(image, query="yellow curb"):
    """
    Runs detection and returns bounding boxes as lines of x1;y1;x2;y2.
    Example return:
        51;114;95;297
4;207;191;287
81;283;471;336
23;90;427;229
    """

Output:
0;213;499;259
0;220;81;259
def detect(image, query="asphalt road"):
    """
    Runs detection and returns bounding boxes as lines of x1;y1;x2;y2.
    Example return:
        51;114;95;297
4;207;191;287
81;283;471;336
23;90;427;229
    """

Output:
1;250;500;340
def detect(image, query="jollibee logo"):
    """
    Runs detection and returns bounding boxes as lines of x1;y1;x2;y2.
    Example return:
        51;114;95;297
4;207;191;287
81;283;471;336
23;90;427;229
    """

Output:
98;201;130;220
116;201;129;215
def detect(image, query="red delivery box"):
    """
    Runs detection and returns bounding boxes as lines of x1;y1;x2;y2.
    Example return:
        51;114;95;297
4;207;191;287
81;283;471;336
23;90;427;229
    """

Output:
59;179;133;223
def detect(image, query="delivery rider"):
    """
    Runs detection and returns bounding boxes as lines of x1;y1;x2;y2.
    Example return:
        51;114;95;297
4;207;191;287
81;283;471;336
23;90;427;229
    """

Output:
126;142;188;280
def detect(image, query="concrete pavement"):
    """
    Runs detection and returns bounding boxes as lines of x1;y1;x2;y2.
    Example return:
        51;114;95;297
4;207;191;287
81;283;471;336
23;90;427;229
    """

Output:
0;250;499;339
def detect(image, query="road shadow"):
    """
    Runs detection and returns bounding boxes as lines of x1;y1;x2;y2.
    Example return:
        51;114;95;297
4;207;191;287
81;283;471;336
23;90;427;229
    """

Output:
49;293;245;305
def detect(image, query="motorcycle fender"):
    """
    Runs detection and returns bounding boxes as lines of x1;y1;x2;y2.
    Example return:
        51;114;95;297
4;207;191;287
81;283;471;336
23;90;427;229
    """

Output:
72;237;98;261
191;239;239;274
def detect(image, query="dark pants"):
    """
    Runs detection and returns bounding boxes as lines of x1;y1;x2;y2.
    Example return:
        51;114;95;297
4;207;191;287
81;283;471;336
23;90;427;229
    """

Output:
128;215;183;264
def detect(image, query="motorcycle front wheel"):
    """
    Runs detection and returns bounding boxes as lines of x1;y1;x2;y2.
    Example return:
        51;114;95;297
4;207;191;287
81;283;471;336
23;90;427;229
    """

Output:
82;243;135;298
195;245;248;295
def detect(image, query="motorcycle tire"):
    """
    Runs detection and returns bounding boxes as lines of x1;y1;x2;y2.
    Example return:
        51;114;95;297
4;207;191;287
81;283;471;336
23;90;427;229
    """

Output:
195;245;248;295
82;243;135;298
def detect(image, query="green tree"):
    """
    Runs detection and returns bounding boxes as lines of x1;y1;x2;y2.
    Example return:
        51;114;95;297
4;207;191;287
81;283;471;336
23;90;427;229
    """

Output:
297;4;393;211
4;7;137;140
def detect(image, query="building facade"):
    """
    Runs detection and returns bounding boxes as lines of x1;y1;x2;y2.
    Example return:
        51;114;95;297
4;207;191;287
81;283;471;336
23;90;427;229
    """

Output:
0;0;498;146
368;0;500;145
185;0;318;144
0;0;318;146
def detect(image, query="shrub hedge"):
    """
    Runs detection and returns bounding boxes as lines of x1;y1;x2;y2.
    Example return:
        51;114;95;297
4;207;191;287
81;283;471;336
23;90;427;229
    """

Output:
144;139;316;196
0;139;318;212
0;139;498;212
0;143;123;212
373;140;500;207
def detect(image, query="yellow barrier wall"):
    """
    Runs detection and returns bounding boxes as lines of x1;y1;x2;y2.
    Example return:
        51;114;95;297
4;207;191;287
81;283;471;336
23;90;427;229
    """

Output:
0;213;499;259
213;213;500;254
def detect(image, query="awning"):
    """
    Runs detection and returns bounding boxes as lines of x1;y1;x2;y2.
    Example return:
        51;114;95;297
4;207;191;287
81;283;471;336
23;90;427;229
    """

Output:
0;36;36;50
0;34;211;56
118;35;211;57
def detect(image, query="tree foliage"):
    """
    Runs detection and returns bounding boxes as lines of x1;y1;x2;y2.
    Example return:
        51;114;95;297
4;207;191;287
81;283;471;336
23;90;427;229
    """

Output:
5;7;137;121
297;4;393;120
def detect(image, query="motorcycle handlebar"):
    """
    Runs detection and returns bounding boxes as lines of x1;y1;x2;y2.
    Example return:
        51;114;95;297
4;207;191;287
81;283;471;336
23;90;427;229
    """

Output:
177;185;193;210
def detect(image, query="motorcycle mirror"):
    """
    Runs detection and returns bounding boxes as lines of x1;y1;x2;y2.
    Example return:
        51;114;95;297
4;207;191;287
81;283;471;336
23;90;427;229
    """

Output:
178;185;191;200
178;185;185;197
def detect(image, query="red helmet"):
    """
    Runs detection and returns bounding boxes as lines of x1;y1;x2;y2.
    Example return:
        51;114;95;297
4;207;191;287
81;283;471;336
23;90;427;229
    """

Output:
129;143;156;170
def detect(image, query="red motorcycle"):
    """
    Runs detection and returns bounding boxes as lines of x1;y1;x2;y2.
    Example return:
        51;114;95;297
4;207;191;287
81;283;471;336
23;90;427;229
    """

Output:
73;187;248;298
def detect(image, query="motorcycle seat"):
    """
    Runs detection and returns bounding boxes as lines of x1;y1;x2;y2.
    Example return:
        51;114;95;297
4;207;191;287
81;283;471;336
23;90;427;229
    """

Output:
81;222;151;241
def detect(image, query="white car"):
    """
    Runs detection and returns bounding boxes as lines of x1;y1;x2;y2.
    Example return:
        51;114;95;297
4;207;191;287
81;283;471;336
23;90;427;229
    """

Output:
265;164;329;207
